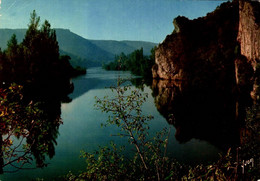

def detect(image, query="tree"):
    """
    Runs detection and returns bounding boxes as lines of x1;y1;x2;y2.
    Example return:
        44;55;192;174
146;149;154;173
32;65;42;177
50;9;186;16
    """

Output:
17;10;76;99
22;11;59;80
6;34;18;59
5;34;28;81
23;10;40;47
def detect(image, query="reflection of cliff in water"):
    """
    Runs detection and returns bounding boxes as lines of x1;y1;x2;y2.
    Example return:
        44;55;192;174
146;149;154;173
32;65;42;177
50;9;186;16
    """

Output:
152;79;243;150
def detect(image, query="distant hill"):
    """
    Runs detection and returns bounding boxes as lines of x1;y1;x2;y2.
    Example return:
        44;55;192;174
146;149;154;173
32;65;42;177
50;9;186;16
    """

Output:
89;39;156;56
0;28;157;67
0;29;26;47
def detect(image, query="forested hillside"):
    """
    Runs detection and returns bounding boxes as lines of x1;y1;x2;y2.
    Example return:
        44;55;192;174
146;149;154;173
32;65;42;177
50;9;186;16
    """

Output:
0;29;157;68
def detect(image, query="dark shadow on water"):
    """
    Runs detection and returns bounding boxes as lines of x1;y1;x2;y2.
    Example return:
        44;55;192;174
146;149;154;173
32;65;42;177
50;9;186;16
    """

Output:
0;79;69;173
151;79;244;150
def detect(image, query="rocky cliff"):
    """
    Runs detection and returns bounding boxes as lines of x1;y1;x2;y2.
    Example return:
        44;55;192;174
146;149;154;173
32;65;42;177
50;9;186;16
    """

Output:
153;1;239;84
237;0;260;100
151;0;260;144
238;0;260;69
152;0;260;98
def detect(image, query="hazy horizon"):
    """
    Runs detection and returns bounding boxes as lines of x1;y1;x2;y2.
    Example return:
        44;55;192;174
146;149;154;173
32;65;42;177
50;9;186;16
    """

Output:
0;0;227;43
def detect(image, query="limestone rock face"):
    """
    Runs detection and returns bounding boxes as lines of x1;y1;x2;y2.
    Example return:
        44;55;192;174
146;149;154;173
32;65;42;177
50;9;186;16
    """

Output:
237;0;260;100
238;0;260;70
150;0;260;148
152;0;260;100
152;29;186;80
152;1;239;83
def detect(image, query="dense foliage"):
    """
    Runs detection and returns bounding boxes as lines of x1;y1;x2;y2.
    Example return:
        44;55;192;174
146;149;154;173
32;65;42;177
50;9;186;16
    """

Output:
103;47;156;78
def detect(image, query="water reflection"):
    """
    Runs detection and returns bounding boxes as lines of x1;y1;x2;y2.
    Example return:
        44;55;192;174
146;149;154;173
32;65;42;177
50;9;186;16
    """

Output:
0;66;247;178
69;67;138;100
151;79;241;149
0;67;137;174
0;82;66;173
0;67;236;180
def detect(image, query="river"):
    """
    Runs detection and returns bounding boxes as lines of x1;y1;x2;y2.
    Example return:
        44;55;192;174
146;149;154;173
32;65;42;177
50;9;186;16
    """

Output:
1;67;233;180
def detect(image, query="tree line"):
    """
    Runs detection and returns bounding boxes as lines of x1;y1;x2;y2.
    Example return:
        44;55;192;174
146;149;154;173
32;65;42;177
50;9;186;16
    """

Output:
103;47;156;78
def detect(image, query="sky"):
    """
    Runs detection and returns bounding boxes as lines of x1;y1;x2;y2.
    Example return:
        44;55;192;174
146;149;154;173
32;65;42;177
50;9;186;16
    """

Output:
0;0;227;43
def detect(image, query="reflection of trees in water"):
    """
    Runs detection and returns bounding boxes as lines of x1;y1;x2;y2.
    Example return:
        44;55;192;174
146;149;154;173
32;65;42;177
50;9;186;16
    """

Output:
0;83;66;173
151;79;244;150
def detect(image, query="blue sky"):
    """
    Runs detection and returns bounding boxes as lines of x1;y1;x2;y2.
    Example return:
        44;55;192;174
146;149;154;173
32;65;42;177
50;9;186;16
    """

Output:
0;0;226;43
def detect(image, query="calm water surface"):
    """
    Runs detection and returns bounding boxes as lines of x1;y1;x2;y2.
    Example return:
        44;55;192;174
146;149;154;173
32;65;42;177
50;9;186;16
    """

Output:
0;67;222;180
